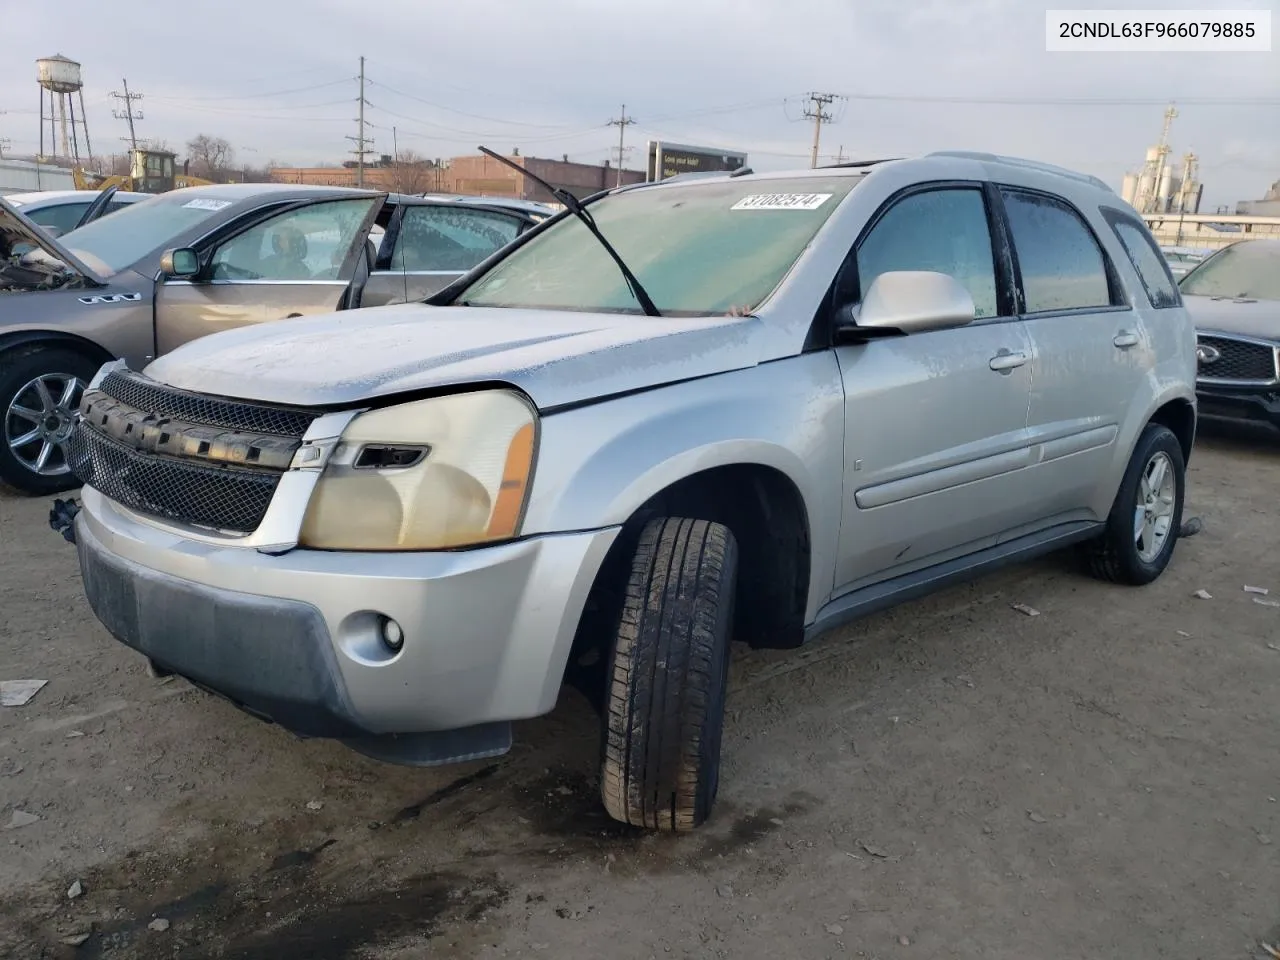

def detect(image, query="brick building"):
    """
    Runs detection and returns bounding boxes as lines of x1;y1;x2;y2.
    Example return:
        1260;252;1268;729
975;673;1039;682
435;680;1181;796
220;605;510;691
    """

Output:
269;152;642;200
446;152;645;202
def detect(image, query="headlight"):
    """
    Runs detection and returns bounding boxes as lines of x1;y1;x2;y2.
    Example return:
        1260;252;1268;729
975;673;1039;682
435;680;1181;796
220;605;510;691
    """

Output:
299;390;537;551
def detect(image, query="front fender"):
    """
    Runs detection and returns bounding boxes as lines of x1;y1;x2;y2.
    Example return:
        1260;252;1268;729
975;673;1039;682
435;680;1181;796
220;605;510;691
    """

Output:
522;353;846;620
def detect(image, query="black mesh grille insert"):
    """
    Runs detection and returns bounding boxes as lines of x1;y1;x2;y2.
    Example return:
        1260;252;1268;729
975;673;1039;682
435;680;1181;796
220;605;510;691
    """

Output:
1198;336;1278;383
100;371;318;438
68;424;280;534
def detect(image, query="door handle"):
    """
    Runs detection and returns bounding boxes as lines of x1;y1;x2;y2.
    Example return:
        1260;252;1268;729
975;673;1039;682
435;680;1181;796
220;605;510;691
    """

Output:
989;350;1028;373
1113;331;1140;349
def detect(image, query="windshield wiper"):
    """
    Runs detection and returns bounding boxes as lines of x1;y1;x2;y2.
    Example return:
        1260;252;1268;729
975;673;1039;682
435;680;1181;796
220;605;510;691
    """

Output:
477;146;661;317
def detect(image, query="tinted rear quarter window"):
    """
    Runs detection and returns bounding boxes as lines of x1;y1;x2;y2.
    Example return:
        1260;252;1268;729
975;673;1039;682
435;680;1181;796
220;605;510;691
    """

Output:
1104;210;1180;308
1001;189;1113;313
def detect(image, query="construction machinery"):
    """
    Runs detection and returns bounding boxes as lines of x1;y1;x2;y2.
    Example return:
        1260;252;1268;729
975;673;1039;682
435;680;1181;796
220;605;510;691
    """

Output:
71;147;214;194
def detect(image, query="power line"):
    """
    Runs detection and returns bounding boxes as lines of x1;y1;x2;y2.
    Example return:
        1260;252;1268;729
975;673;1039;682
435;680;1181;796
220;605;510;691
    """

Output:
147;78;354;104
110;79;144;152
365;79;579;129
839;92;1280;106
803;93;842;169
607;105;636;186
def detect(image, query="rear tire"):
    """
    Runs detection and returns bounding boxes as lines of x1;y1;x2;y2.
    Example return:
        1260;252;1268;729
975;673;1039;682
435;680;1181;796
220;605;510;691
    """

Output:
1084;423;1185;586
0;347;98;496
600;517;737;832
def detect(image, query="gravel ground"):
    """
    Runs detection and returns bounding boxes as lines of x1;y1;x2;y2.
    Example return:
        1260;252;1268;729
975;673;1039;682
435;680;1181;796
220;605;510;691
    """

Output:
2;426;1278;960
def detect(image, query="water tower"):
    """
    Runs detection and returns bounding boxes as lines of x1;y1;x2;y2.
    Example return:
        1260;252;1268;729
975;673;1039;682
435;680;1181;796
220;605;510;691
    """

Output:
37;54;93;165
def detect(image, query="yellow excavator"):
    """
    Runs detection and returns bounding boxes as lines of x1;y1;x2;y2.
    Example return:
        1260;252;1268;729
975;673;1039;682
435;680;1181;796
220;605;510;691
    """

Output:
72;147;215;194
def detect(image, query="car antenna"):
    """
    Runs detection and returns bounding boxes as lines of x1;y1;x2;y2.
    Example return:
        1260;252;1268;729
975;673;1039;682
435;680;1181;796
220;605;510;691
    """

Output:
476;146;661;317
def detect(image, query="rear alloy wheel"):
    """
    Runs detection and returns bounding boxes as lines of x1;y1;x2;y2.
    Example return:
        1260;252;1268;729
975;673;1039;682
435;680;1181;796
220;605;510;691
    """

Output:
0;348;97;496
600;517;738;832
1084;423;1185;585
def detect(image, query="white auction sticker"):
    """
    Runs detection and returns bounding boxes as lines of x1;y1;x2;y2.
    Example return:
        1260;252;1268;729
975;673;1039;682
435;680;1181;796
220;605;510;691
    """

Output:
183;198;233;211
731;193;833;211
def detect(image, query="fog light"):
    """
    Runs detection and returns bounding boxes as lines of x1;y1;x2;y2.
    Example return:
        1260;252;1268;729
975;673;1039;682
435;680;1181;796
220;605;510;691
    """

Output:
379;616;404;652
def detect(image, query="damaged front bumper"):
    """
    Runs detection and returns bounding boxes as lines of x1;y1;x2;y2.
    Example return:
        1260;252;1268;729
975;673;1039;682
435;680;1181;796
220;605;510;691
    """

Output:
63;487;618;767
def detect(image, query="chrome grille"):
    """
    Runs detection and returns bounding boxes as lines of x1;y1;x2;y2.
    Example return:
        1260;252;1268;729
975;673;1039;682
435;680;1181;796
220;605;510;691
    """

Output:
100;371;318;437
1197;335;1279;384
67;426;280;533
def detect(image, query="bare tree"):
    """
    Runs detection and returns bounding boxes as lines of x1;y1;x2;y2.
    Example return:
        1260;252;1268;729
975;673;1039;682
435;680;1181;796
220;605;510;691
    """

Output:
378;149;436;194
185;134;235;180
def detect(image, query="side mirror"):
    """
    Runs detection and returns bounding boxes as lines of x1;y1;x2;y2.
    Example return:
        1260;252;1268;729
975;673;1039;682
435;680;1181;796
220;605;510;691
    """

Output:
160;247;200;279
837;271;976;343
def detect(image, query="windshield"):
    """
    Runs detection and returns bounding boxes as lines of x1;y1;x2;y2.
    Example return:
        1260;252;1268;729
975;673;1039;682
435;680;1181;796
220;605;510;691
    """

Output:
1179;241;1280;301
458;176;860;315
58;192;235;275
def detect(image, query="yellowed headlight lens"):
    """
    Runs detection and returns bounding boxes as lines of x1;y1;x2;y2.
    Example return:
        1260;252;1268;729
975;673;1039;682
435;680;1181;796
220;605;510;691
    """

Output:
299;390;537;551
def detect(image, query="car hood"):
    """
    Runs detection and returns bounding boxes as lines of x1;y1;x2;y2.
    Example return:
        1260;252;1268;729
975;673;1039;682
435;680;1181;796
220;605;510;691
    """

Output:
0;196;106;284
1183;294;1280;341
143;303;763;410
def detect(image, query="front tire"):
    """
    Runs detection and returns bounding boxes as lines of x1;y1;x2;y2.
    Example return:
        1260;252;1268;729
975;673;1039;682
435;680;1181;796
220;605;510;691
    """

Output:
600;517;738;832
1085;423;1185;585
0;347;98;496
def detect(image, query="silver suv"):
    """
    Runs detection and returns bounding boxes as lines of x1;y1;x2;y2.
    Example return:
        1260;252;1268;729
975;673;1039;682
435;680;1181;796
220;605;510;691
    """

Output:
59;152;1197;832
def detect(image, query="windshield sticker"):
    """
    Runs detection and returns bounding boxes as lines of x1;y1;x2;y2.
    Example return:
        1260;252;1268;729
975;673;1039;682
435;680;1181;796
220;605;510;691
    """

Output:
731;193;833;211
182;198;232;212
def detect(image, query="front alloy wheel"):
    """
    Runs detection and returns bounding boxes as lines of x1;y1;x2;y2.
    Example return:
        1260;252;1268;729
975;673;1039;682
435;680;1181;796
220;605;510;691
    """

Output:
0;346;99;495
6;372;84;478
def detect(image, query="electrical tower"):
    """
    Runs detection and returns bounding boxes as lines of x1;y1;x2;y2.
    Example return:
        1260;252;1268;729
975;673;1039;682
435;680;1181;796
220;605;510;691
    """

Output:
110;79;144;152
607;105;635;187
346;56;375;187
804;93;840;169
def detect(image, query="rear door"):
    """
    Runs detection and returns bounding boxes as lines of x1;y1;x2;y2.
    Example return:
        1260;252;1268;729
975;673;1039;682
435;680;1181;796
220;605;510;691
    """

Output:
377;203;527;302
999;187;1150;526
153;196;380;355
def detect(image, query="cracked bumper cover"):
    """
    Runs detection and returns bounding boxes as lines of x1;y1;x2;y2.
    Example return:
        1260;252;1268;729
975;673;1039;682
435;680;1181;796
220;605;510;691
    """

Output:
74;488;618;765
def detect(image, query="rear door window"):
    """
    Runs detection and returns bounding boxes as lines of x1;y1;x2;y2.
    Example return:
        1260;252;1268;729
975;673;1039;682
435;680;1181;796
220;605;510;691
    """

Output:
1001;189;1115;313
1102;210;1180;308
392;206;523;273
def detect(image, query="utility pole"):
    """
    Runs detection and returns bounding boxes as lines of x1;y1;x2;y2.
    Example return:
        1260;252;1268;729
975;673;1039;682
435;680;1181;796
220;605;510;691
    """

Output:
392;125;398;162
345;56;374;187
607;104;635;187
0;138;10;159
110;79;143;153
833;144;848;164
804;93;839;169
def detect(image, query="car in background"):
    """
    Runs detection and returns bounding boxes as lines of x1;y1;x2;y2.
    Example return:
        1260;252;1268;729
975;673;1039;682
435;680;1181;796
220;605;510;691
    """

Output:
1179;238;1280;434
1161;245;1213;279
5;188;147;238
0;184;544;494
417;194;557;221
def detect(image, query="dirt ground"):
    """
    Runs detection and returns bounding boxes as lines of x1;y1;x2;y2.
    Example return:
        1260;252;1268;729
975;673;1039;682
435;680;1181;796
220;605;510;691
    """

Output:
2;425;1279;960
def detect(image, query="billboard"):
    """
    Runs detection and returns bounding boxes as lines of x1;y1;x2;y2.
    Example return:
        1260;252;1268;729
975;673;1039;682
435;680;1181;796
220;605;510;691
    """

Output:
646;141;748;182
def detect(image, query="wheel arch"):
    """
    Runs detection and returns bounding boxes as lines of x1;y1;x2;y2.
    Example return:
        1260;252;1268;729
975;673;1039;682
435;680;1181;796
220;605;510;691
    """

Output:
1147;395;1196;466
0;330;116;369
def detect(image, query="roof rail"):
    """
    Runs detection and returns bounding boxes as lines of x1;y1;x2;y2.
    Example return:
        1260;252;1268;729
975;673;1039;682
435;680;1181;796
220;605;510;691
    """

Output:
926;151;1113;192
819;158;902;169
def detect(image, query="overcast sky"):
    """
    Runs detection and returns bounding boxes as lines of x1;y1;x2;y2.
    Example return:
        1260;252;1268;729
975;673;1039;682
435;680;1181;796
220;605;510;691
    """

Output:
2;0;1276;207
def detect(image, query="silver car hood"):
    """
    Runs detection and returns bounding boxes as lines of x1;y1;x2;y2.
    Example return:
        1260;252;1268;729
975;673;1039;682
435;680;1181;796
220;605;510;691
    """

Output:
143;304;763;409
0;196;106;284
1183;294;1280;341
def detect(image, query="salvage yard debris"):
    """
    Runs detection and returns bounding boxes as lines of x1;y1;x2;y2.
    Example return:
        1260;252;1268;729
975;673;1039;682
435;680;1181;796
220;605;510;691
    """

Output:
1193;589;1213;600
1011;603;1041;617
1244;585;1270;595
0;679;48;706
4;809;41;829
